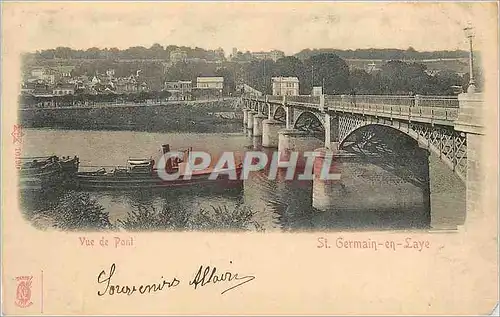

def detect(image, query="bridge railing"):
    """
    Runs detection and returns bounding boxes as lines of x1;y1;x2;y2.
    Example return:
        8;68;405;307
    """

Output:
326;95;459;108
353;95;414;107
267;95;283;103
326;97;460;122
243;94;461;121
416;96;459;108
286;95;320;106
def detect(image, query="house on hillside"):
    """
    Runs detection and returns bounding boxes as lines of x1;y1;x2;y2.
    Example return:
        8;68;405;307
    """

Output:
272;77;299;96
106;69;116;78
194;76;224;99
53;84;75;96
365;61;381;74
251;50;285;62
311;86;323;96
30;67;56;85
53;66;75;78
164;80;192;100
20;82;37;94
115;76;138;93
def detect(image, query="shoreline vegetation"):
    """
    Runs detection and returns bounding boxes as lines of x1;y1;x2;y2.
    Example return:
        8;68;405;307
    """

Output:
24;191;264;232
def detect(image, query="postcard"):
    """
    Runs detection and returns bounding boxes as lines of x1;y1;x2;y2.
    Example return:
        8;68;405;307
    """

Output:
1;1;498;315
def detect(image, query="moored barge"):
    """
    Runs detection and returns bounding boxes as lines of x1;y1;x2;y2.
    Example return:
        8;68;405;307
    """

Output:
19;155;80;190
76;145;243;190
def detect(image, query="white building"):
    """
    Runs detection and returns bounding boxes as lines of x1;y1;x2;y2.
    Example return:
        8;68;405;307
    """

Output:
312;86;323;96
196;77;224;90
269;50;285;62
30;67;55;85
365;61;380;74
251;50;285;62
52;84;75;96
164;80;192;100
272;77;299;96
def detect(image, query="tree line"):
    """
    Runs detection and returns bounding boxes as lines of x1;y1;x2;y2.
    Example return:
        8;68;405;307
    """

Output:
294;47;469;61
24;45;469;62
23;44;225;62
241;54;480;95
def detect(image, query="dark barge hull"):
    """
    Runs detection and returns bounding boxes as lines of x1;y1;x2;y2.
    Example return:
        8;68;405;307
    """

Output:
76;170;243;190
19;156;80;191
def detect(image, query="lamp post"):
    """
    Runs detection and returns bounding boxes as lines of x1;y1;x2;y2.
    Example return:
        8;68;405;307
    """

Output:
464;23;476;93
311;65;315;88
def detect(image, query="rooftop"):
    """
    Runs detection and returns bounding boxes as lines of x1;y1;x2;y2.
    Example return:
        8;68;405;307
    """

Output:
54;84;75;89
197;76;224;82
271;76;299;82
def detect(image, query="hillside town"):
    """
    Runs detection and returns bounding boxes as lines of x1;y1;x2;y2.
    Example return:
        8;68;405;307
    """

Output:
19;44;476;108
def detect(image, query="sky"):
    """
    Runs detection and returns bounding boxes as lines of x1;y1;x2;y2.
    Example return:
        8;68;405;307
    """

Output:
2;2;498;56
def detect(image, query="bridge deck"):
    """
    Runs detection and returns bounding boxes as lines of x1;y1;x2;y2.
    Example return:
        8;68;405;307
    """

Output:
247;94;460;127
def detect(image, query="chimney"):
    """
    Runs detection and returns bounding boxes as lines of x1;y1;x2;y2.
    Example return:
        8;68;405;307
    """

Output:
162;144;170;154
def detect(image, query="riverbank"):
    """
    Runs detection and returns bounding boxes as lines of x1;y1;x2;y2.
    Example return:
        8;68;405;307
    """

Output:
19;99;243;133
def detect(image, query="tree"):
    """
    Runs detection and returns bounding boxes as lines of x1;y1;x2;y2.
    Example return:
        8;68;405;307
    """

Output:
304;53;350;94
149;43;165;59
349;69;378;94
431;70;464;95
54;47;74;59
37;191;113;231
377;60;430;94
39;49;56;59
158;90;172;100
215;67;236;95
85;47;101;59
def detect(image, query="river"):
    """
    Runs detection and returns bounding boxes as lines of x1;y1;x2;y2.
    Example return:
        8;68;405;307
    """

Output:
19;128;465;232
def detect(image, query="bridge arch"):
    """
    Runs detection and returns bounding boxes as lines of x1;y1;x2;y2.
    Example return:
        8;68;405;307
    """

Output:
339;121;466;183
273;106;286;122
261;103;270;117
292;111;325;137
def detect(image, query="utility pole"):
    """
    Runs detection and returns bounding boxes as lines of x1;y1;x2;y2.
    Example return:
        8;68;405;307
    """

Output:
263;57;266;94
311;65;314;88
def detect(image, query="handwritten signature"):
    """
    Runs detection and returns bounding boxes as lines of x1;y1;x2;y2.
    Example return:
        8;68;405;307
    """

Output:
189;264;255;295
97;263;255;296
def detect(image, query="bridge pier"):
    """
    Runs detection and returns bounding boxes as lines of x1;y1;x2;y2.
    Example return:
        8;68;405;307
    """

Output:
285;106;294;129
278;129;323;167
455;92;484;227
268;104;275;120
246;110;257;132
330;115;339;145
311;146;342;211
242;108;249;128
253;113;267;137
428;150;465;229
262;119;284;148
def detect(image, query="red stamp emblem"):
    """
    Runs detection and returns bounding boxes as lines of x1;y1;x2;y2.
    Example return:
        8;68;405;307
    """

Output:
11;125;24;145
15;276;33;308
